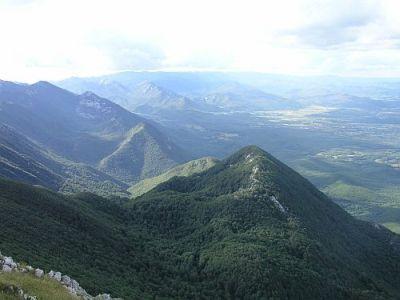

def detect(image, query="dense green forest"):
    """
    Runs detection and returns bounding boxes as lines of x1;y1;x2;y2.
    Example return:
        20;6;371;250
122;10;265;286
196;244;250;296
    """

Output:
1;146;400;299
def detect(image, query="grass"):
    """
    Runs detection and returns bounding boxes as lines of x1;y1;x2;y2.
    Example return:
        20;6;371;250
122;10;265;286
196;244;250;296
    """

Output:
383;222;400;233
0;272;77;300
128;156;218;198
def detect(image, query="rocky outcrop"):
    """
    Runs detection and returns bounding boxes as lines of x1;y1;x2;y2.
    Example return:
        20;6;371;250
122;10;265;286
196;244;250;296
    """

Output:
0;252;120;299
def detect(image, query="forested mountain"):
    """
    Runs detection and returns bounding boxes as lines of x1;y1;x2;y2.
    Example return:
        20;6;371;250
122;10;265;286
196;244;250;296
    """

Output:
1;146;399;299
0;80;187;193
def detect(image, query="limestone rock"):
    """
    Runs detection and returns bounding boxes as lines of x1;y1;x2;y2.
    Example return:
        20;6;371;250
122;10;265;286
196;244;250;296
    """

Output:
54;271;62;281
34;268;44;278
61;275;71;285
2;264;12;272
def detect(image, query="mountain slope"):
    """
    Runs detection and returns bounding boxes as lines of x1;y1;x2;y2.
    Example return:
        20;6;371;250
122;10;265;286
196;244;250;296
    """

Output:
0;124;63;190
98;122;187;183
1;147;400;299
0;123;129;197
0;80;186;189
0;80;145;164
128;156;218;198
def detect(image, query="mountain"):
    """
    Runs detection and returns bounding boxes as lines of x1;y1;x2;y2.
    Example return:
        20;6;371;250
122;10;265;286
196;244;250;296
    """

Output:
128;156;218;198
299;93;398;110
203;82;301;111
98;122;188;183
57;73;300;113
129;81;209;113
55;71;232;98
0;80;187;191
0;80;145;164
1;146;400;299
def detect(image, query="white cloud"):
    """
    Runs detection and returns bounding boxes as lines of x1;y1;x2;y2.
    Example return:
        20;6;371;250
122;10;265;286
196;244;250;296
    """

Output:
0;0;399;82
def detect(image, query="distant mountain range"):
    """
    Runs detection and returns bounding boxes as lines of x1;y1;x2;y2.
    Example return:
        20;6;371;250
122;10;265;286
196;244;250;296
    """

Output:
1;146;400;299
56;73;300;114
0;80;188;194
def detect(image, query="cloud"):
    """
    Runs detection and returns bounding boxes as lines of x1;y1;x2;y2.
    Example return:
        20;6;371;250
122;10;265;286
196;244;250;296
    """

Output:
89;33;166;70
1;0;400;81
282;0;380;48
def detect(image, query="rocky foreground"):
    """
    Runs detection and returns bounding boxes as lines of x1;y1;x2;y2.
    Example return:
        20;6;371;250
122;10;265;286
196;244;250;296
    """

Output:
0;252;120;300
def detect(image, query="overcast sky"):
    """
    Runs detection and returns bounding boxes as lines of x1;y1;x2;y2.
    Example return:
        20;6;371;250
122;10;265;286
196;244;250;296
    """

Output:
1;0;400;82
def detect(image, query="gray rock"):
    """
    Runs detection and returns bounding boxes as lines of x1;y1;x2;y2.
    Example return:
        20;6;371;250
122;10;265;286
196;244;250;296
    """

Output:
34;268;44;278
61;275;71;285
3;256;17;269
94;294;112;300
70;279;80;290
2;264;12;272
54;271;62;281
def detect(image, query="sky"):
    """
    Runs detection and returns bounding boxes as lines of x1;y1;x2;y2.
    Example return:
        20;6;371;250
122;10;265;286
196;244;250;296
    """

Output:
1;0;400;82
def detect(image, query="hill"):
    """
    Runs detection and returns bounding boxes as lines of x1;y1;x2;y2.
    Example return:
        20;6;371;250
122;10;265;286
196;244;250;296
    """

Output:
1;146;399;299
128;156;218;198
98;122;187;183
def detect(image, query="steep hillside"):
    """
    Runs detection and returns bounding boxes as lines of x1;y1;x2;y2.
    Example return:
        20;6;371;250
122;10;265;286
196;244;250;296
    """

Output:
0;80;145;164
0;123;63;190
98;123;187;183
0;80;185;190
128;156;218;198
1;147;400;299
0;124;128;197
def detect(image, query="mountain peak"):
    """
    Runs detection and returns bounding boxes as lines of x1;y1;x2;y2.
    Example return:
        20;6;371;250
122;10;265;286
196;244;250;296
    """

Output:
225;145;272;167
134;80;176;99
80;91;98;98
31;80;55;88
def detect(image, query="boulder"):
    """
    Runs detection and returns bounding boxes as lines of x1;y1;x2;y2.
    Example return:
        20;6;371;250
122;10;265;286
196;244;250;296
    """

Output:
34;268;44;278
3;256;17;269
54;271;62;281
2;264;12;272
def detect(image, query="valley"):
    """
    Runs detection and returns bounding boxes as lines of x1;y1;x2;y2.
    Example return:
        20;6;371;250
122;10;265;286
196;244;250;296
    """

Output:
57;71;400;233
